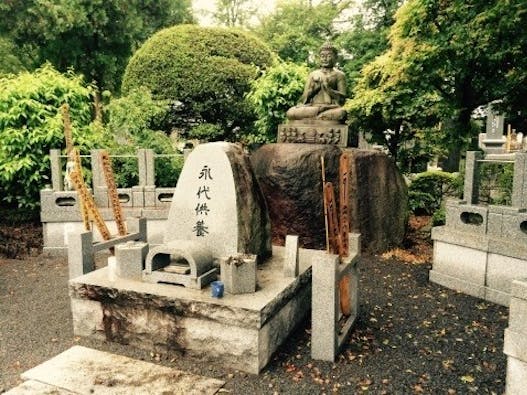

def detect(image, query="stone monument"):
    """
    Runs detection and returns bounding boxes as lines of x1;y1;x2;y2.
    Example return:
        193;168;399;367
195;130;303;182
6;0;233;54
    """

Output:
278;41;349;147
144;142;271;288
68;142;332;374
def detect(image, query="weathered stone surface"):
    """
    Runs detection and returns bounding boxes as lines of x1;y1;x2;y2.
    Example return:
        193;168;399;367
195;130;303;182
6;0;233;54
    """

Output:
251;144;407;252
166;142;271;261
19;346;225;395
4;380;76;394
69;246;314;374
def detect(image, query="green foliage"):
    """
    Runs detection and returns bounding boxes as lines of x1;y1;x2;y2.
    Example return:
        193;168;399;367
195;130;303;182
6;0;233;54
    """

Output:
431;207;446;226
0;64;109;209
0;36;26;75
0;0;194;91
349;0;527;165
254;0;347;64
122;24;274;140
338;0;401;90
188;123;224;141
246;61;309;144
479;162;514;206
408;171;462;215
105;87;183;188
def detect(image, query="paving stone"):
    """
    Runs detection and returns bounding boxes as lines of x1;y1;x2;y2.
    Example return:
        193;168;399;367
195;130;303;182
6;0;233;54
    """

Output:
20;346;225;395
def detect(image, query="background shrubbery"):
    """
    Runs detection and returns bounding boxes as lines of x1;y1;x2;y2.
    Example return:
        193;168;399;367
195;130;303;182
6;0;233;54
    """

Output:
122;24;275;142
0;64;109;209
407;171;463;225
246;61;308;144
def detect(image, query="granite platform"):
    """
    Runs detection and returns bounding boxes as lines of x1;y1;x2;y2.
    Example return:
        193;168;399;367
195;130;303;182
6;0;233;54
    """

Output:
69;246;319;374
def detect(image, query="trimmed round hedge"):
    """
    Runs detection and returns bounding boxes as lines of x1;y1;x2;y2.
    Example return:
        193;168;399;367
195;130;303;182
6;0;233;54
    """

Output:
122;25;275;139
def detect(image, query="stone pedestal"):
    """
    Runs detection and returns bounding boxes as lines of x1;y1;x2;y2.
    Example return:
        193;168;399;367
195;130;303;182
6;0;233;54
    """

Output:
69;246;314;374
504;279;527;393
277;120;349;147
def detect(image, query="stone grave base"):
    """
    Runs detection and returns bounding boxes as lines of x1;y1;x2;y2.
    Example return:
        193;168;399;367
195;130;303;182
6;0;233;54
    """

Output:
431;226;527;306
69;246;318;374
4;345;224;394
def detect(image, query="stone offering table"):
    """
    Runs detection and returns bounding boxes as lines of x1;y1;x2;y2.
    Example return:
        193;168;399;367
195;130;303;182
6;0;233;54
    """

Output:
70;245;320;374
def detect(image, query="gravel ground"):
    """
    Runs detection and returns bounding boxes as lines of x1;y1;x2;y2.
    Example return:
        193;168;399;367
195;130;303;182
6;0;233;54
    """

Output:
0;249;508;394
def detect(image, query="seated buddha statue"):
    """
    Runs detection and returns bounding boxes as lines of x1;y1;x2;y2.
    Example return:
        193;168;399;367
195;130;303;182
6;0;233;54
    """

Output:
286;41;347;123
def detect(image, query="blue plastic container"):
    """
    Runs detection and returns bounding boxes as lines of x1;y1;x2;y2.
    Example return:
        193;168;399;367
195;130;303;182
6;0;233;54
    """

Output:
211;281;224;298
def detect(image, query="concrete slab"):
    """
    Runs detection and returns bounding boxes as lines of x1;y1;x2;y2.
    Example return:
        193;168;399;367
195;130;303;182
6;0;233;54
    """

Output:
19;346;224;395
4;380;75;394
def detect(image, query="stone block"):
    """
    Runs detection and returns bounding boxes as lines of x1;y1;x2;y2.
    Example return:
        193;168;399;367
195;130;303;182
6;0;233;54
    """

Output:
70;298;103;337
501;212;527;243
116;188;133;208
506;357;527;395
432;241;487;287
220;254;257;294
511;278;527;301
509;296;527;334
155;187;175;208
4;380;75;394
429;270;486;300
69;245;312;374
132;186;145;207
463;151;482;204
486;253;527;297
284;235;299;277
445;203;488;235
93;186;109;208
115;241;148;280
504;328;527;363
489;239;527;261
67;230;94;279
487;212;503;237
484;287;510;306
311;249;359;362
512;153;527;208
144;185;156;207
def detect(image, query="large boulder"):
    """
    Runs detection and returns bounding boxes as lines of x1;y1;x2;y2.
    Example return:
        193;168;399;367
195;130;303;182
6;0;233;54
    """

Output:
251;144;407;253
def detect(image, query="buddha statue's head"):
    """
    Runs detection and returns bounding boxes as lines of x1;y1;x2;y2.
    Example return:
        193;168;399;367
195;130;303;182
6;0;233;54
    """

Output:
319;41;338;69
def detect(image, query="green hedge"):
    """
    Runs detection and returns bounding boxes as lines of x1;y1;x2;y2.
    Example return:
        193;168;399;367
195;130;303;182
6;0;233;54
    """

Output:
408;171;463;216
122;25;275;140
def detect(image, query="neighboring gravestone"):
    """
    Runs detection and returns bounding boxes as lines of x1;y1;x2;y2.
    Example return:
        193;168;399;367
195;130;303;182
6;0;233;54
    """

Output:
481;104;506;154
251;144;407;253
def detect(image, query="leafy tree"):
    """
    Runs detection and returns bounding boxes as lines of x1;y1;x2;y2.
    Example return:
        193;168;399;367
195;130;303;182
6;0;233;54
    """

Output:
0;36;26;75
254;0;349;64
213;0;257;27
246;61;309;144
0;0;194;91
122;24;274;141
0;64;110;209
348;0;527;169
337;0;402;90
